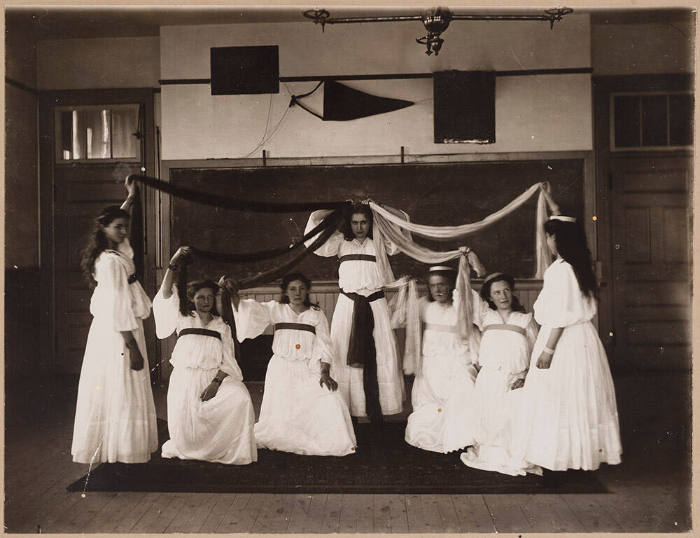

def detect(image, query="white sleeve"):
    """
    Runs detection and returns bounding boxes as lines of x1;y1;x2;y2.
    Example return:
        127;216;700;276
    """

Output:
311;310;334;364
219;322;244;381
98;254;139;332
535;262;589;327
304;209;343;257
525;313;538;351
232;299;273;342
152;284;180;339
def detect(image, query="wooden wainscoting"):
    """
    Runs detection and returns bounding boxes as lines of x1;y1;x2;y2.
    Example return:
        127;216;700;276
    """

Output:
155;279;544;383
238;279;545;334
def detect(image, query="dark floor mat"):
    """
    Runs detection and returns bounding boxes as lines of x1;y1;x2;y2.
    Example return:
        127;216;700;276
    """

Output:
67;419;606;494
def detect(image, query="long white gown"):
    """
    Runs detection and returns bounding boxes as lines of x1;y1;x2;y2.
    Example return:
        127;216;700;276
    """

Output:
511;258;622;471
461;308;542;475
71;240;158;464
305;210;404;417
153;286;257;465
404;294;479;453
234;300;357;456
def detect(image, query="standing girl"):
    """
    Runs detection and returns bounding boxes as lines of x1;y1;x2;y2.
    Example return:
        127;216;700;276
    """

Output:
512;216;622;471
72;201;158;464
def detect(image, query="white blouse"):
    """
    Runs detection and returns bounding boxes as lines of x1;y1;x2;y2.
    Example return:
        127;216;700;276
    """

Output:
153;285;242;380
533;258;597;328
305;209;399;295
234;300;334;370
89;239;151;332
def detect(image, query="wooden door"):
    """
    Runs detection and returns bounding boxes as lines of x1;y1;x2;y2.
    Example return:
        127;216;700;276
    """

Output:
610;156;691;369
54;163;145;374
40;90;156;376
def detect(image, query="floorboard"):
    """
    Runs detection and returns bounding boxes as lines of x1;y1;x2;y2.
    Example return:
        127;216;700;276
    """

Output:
482;494;533;533
3;372;692;534
518;493;586;533
451;494;496;533
215;493;258;533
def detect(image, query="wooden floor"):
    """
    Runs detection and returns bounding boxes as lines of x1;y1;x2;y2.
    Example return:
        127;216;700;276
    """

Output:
4;371;691;534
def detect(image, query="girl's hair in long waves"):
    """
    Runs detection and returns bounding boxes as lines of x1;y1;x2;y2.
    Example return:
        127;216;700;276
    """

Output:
544;218;597;298
80;206;130;288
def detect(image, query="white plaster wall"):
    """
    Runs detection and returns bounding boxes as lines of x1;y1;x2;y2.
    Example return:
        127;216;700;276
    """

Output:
592;20;694;75
37;36;160;89
160;15;592;160
161;74;592;159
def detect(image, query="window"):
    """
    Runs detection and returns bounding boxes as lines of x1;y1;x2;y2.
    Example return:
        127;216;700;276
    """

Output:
611;92;693;151
55;104;141;162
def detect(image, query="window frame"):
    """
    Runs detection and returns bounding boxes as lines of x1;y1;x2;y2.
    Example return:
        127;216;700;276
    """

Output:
609;91;693;152
54;103;143;164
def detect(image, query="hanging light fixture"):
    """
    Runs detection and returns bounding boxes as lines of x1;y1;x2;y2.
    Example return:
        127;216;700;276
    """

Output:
303;7;574;56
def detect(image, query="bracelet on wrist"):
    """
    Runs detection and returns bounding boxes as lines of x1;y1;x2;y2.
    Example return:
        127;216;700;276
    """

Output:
543;346;555;355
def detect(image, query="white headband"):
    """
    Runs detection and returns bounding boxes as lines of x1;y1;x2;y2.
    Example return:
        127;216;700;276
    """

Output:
429;265;456;273
549;215;577;222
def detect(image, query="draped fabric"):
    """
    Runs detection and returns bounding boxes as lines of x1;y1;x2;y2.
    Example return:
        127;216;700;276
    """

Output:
371;208;475;345
369;183;546;241
189;208;342;263
127;174;349;212
369;182;560;279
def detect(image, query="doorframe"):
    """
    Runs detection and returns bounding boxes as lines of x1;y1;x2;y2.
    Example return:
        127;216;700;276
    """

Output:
39;88;158;375
592;74;693;366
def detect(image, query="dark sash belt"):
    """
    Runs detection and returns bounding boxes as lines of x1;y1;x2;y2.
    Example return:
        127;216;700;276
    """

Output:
341;290;384;368
127;273;138;284
177;328;222;340
274;322;316;334
483;324;527;336
340;289;385;423
339;254;376;263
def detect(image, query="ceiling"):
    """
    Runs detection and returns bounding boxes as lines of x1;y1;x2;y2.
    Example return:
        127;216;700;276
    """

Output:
5;5;695;41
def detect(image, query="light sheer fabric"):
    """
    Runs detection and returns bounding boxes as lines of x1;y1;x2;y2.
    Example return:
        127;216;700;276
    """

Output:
510;259;622;471
72;240;158;464
234;299;356;456
369;183;557;280
462;307;542;476
153;287;257;465
305;212;404;417
405;295;482;453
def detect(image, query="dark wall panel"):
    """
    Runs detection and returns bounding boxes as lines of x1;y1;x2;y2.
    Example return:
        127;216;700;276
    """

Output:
170;160;583;283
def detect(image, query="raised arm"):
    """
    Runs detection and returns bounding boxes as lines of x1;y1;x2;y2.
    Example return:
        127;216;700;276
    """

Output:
160;247;192;299
304;209;343;257
219;276;274;342
120;176;139;212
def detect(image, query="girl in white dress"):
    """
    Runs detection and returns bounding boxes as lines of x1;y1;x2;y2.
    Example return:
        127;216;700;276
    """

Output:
404;258;485;454
224;273;356;456
72;205;158;464
511;216;622;471
305;204;403;423
461;273;541;476
153;247;257;465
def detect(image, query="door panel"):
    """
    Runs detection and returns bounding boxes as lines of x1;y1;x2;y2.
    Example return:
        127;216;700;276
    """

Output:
610;156;691;370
